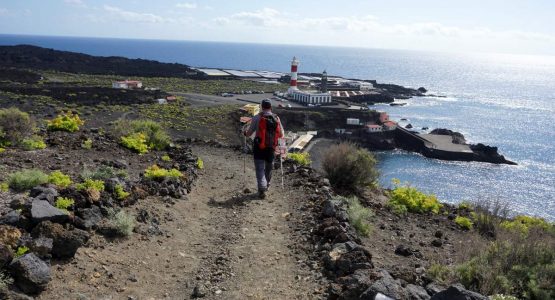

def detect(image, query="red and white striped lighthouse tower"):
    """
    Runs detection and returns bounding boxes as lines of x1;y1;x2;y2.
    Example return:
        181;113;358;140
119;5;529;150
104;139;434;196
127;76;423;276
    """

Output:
288;56;299;94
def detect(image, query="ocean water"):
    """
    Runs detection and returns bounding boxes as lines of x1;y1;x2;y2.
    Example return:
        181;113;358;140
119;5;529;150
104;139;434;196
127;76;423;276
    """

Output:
1;34;554;219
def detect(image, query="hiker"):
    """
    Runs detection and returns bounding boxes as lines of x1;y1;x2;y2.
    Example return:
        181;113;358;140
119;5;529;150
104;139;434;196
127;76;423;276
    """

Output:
243;99;284;199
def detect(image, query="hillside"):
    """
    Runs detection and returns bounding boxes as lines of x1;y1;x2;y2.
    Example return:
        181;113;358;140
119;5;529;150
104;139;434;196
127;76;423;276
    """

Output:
0;45;195;77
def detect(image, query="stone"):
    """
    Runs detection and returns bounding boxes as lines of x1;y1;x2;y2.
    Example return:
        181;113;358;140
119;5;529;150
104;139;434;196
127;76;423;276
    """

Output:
425;282;446;296
32;221;89;258
374;293;395;300
406;284;431;300
0;244;13;267
434;230;443;238
336;269;375;299
102;159;128;169
28;237;53;259
9;253;51;294
394;244;413;257
30;186;58;203
0;210;21;226
0;224;22;249
361;269;405;300
75;206;103;230
104;178;122;193
431;239;443;247
430;284;488;300
192;284;207;298
30;199;69;223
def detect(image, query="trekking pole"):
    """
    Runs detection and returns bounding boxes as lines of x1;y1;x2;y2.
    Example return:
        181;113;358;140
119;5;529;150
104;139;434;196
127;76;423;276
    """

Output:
243;134;247;188
278;138;286;189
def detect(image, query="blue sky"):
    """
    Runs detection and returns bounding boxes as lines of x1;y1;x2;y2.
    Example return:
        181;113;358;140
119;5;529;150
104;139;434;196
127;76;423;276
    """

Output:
0;0;554;55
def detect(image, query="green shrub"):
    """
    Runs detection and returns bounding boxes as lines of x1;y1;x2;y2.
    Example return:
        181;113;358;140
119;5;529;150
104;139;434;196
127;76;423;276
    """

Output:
0;107;35;145
14;246;29;258
196;157;204;169
110;210;135;237
47;111;84;132
76;179;105;192
161;154;171;162
455;216;473;230
0;182;8;192
500;215;554;235
21;135;46;150
0;272;13;291
7;169;49;191
470;199;509;237
144;165;182;180
454;229;555;299
81;138;93;149
388;179;442;214
490;294;519;300
458;201;473;210
55;197;75;213
115;119;170;151
121;132;149;154
288;152;311;166
337;196;373;237
428;263;452;284
81;165;119;181
114;184;130;200
48;170;72;188
322;143;378;192
0;147;5;154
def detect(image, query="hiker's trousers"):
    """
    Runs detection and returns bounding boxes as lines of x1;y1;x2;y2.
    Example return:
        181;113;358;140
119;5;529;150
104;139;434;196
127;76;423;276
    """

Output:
254;159;273;192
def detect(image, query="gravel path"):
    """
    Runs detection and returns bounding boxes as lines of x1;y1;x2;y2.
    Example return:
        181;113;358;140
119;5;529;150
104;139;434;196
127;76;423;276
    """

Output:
38;145;325;300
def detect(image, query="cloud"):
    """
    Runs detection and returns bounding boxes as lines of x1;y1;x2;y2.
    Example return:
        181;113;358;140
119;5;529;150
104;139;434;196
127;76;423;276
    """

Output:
176;2;197;9
102;5;170;23
64;0;85;6
213;8;555;43
0;8;7;15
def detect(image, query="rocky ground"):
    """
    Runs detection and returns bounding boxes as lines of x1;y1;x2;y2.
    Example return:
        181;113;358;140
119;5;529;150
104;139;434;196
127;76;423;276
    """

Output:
34;144;328;300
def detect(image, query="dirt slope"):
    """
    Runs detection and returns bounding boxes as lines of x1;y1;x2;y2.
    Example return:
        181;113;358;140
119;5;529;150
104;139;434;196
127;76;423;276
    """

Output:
37;144;326;300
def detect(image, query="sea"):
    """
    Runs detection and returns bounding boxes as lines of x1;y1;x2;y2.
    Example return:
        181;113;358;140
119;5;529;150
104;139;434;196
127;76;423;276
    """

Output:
1;34;554;220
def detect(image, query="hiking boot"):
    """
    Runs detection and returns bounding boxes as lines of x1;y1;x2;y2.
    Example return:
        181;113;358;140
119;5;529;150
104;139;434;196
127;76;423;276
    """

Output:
258;190;266;199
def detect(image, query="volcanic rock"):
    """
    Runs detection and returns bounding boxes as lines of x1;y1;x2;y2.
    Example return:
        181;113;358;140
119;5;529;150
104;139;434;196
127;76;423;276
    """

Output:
431;284;488;300
75;206;103;230
30;199;69;223
0;224;22;249
9;253;51;294
360;269;405;299
0;244;13;267
32;221;89;258
30;186;58;203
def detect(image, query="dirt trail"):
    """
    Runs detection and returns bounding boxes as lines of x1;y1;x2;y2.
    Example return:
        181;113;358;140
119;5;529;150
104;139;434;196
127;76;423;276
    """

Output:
38;145;325;300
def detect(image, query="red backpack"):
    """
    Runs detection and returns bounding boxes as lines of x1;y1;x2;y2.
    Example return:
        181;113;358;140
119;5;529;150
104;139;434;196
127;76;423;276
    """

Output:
256;114;281;150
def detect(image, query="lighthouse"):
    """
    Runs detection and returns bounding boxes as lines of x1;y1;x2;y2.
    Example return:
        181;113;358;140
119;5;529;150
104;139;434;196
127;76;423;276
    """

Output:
288;56;299;94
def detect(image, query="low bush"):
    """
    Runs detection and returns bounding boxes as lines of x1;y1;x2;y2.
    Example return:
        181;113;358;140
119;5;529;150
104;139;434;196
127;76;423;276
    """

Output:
55;197;75;212
0;107;35;145
7;169;49;191
490;295;519;300
0;182;8;192
115;119;170;151
76;178;105;192
455;216;473;230
48;170;72;188
0;147;4;154
388;179;442;214
338;196;373;237
161;154;171;162
14;246;29;258
322;143;378;192
144;165;182;180
81;138;93;149
0;272;13;291
109;210;135;237
471;199;509;237
47;111;84;132
120;132;149;154
81;165;120;181
114;184;130;200
21;135;46;150
500;215;554;235
428;263;451;284
196;157;204;169
288;152;311;166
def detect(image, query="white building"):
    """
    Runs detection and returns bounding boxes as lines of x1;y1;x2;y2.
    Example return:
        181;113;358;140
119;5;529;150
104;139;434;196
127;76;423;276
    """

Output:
346;81;374;90
112;80;143;89
289;90;332;105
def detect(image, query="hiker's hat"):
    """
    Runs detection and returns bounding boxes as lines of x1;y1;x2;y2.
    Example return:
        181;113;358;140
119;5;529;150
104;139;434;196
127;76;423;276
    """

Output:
261;99;272;109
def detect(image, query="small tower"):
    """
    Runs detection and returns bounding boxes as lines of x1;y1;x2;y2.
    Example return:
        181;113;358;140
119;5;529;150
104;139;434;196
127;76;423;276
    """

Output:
288;56;300;94
320;70;328;93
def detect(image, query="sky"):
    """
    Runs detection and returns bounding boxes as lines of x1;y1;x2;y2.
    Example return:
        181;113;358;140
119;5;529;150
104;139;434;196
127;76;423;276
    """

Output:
0;0;554;56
